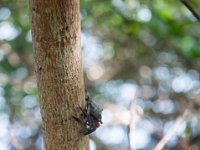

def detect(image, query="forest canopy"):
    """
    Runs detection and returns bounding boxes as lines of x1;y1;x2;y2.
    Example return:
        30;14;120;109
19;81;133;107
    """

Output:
0;0;200;150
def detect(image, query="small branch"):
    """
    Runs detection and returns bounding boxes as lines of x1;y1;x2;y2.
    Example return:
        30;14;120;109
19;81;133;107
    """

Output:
180;0;200;22
154;102;193;150
8;131;24;150
128;95;137;150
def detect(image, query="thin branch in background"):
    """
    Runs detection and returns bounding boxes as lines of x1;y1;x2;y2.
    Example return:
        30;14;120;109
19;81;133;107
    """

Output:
180;0;200;22
8;130;24;150
154;102;193;150
128;93;143;150
128;95;136;150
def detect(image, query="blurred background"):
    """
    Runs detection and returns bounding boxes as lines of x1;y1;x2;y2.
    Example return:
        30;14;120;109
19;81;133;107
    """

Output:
1;0;200;150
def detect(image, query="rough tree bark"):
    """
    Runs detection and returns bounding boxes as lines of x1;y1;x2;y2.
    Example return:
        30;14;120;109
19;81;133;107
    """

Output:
29;0;89;149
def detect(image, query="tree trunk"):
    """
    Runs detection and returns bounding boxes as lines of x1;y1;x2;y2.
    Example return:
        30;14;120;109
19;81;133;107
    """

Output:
29;0;89;149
